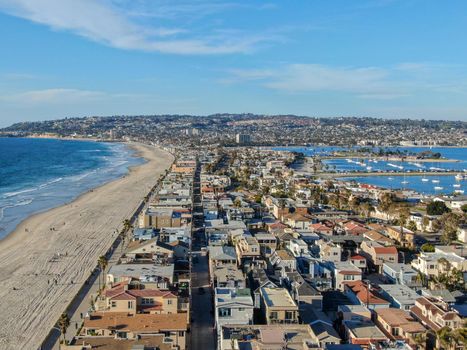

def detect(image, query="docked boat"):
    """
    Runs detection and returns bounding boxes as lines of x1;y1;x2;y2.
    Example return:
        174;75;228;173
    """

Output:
455;173;466;181
432;179;440;183
401;181;409;184
453;184;461;188
454;189;465;194
421;178;429;182
434;186;443;190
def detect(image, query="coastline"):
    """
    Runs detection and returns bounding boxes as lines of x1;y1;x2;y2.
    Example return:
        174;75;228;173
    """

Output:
0;141;141;244
0;142;174;349
0;138;143;241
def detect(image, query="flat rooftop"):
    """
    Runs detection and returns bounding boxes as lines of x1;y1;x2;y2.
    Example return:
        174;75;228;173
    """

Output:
261;287;297;309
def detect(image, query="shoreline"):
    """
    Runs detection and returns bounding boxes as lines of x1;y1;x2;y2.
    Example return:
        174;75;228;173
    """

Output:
0;142;174;349
0;140;143;242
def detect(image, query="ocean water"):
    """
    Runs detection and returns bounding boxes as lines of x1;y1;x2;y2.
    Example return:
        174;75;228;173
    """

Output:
272;146;467;195
0;138;144;239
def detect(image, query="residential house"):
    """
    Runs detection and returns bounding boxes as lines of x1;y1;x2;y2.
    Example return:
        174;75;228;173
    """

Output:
309;320;341;348
386;226;415;248
411;250;467;279
374;308;425;348
260;287;299;324
318;240;342;263
125;238;174;261
214;288;254;342
344;280;391;310
337;304;372;323
286;272;323;310
213;265;245;288
254;232;277;251
97;283;178;315
378;284;420;311
235;235;261;265
410;296;463;332
359;241;398;273
80;313;187;349
343;320;389;347
333;261;362;291
219;324;316;350
208;245;237;279
382;262;420;287
350;254;367;273
106;264;174;289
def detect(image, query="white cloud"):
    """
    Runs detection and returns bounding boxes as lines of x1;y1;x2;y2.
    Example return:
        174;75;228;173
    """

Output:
0;88;105;104
226;62;467;99
0;0;276;54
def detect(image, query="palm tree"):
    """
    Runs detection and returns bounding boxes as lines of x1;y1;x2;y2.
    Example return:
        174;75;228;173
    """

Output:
436;327;453;350
437;257;451;274
397;206;410;235
411;332;427;349
119;231;127;253
123;219;133;232
416;271;427;288
58;312;70;344
98;255;108;292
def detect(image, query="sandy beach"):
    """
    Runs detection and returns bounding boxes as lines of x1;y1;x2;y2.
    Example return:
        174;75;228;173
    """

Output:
0;143;174;350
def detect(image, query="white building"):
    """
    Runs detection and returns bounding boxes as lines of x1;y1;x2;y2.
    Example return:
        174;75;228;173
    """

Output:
215;288;254;346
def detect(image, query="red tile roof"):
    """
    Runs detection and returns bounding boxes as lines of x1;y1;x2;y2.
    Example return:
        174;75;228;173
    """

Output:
373;246;398;255
345;281;390;305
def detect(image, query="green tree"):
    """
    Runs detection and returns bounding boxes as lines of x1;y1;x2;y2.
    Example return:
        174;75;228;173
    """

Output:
439;212;461;244
420;243;435;252
123;219;133;232
426;201;451;215
396;205;411;234
98;255;108;292
58;312;70;343
407;220;418;232
379;192;395;217
461;204;467;213
411;332;427;350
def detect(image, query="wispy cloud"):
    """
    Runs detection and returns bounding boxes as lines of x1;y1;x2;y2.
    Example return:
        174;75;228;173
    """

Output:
0;0;280;54
224;62;467;99
0;88;105;104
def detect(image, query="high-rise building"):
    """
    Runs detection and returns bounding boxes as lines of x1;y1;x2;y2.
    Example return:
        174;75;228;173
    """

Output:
235;133;251;144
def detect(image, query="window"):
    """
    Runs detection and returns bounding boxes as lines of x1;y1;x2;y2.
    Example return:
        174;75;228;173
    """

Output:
111;301;117;308
128;301;133;309
218;308;231;317
285;311;294;320
344;275;354;281
238;308;244;311
392;328;399;336
179;331;185;337
270;311;278;320
168;299;173;305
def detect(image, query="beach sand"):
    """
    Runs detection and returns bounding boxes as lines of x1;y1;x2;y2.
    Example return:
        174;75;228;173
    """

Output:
0;143;174;349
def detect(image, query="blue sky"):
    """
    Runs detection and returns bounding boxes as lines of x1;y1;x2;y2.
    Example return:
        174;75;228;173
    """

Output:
1;0;467;127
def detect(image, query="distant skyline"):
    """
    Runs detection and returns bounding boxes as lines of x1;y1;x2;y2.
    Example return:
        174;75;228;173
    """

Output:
1;0;467;127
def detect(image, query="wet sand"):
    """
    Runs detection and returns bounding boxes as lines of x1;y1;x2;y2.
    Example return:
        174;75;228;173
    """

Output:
0;143;174;349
